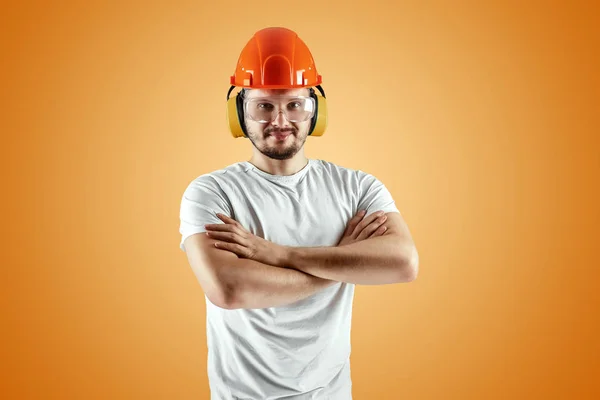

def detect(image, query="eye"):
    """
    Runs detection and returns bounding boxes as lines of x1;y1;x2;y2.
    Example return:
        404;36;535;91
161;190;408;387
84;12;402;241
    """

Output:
287;101;302;109
257;103;274;110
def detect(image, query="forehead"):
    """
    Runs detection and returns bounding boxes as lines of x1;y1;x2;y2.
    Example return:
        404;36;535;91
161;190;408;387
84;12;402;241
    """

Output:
244;88;310;98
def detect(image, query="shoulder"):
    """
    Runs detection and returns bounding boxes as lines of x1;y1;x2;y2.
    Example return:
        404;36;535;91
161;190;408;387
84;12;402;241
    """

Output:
311;158;358;176
182;162;252;194
311;159;379;184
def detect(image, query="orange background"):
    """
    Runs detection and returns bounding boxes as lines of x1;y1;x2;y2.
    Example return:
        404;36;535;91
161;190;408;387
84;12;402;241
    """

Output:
2;1;599;399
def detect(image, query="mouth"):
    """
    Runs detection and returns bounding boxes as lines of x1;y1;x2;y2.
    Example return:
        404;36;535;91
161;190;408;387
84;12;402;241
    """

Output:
269;132;293;140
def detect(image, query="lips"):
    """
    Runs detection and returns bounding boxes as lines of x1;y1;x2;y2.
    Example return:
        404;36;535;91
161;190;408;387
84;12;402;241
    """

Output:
270;132;292;140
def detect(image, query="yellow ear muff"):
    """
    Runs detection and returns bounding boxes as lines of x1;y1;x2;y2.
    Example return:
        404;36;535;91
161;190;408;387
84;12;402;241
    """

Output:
309;92;327;137
227;94;245;138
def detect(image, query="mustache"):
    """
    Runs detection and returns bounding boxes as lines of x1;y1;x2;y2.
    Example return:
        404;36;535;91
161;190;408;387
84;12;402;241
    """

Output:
264;126;297;135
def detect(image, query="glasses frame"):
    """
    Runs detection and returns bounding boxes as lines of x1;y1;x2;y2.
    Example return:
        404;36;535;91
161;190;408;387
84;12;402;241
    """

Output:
243;95;316;123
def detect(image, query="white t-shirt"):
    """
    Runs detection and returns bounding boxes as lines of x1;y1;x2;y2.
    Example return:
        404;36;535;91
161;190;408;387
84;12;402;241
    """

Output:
179;158;400;400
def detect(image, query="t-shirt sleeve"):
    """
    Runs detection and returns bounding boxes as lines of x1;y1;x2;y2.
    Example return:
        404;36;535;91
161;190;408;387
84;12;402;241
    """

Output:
356;171;400;218
179;175;233;252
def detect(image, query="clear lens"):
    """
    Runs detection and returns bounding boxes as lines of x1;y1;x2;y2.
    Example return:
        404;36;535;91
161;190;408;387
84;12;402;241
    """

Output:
244;96;315;123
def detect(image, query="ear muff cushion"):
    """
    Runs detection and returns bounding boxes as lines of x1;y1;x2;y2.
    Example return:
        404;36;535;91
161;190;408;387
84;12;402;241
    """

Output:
235;91;248;136
309;91;327;137
227;94;246;138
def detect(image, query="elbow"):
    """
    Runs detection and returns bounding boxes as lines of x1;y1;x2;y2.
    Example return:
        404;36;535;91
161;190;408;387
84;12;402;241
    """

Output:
206;280;242;310
396;244;419;283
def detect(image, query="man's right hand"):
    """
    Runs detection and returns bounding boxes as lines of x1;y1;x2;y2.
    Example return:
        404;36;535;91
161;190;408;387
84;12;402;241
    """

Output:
337;210;388;246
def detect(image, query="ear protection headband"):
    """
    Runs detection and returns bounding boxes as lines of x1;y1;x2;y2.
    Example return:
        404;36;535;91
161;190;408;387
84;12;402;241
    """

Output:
226;85;328;139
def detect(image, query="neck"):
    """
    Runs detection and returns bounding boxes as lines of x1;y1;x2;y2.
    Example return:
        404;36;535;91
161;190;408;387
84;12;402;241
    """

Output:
248;151;309;176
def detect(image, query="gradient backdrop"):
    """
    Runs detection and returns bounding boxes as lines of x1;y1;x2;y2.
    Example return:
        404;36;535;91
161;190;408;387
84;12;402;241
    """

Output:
2;1;599;399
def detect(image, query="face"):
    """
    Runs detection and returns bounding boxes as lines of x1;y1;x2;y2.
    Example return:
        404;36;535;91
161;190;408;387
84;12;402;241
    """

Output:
243;88;313;160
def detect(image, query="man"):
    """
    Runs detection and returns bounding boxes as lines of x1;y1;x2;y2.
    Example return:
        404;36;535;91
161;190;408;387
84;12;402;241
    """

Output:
179;27;419;400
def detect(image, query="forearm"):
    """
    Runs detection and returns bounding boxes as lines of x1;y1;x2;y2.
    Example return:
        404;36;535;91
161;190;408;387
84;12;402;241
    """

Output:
284;235;418;285
217;258;337;310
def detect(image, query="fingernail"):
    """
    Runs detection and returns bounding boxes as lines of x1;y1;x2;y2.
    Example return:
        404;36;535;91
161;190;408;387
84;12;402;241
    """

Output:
359;210;366;215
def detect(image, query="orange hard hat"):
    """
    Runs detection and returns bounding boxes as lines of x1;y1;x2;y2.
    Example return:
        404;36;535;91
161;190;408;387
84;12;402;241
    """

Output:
226;27;328;139
230;27;322;88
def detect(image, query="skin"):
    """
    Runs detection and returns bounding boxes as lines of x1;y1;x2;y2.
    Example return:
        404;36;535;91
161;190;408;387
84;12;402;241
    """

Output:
206;210;418;286
185;209;392;310
243;87;313;176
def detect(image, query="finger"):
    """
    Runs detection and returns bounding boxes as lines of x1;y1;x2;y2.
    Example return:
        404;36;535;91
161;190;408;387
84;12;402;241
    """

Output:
205;231;245;244
215;213;234;222
351;211;385;238
204;223;236;232
357;215;387;240
216;214;244;229
217;214;250;236
356;215;387;240
206;223;250;244
343;210;366;236
368;224;388;238
213;241;249;257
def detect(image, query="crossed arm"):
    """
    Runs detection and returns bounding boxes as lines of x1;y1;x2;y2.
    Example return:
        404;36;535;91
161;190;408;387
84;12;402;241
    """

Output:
284;212;419;285
185;234;339;310
184;211;419;310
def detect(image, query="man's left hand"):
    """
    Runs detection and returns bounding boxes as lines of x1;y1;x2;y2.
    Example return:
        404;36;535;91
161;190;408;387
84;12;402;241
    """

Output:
204;213;288;267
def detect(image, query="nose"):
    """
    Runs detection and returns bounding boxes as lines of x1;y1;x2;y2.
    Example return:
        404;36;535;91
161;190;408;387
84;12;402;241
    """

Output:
272;110;290;127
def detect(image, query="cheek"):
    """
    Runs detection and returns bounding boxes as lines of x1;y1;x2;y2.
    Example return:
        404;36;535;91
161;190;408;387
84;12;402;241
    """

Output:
297;123;311;136
246;122;267;136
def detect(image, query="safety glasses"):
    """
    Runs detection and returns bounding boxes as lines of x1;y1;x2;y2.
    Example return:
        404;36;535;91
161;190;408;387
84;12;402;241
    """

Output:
244;96;316;123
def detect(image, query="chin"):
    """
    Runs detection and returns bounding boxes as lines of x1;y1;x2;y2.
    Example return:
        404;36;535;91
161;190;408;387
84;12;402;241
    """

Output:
261;146;299;160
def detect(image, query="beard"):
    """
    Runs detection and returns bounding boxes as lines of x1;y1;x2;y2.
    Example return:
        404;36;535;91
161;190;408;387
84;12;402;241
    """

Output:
246;125;307;160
